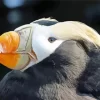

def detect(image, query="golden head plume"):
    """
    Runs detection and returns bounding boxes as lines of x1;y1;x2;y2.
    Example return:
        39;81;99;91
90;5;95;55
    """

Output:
50;21;100;47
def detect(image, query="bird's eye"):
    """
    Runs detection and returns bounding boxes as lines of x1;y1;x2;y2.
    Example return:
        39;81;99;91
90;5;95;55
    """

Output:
48;37;57;43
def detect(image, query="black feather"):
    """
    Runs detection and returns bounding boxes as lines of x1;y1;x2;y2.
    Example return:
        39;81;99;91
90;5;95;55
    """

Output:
33;19;58;26
0;40;91;100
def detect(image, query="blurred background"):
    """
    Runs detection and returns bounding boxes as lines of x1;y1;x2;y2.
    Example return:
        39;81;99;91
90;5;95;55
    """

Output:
0;0;100;80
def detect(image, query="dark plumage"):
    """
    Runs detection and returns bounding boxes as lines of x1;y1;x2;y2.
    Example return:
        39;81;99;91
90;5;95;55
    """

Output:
0;39;98;100
33;19;58;26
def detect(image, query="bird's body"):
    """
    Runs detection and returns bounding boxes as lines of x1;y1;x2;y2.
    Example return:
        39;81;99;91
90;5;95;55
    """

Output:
0;39;99;100
0;18;100;100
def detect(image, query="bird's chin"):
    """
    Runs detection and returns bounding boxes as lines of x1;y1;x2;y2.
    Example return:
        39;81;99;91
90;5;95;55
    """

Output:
20;60;36;72
18;51;37;71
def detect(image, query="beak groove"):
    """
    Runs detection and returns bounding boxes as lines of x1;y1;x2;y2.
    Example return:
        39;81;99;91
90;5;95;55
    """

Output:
0;24;37;70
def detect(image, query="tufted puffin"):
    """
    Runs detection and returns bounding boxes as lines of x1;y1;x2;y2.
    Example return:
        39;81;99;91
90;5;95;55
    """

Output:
0;18;100;100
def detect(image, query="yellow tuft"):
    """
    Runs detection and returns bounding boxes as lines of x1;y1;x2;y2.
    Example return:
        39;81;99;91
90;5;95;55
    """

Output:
50;21;100;47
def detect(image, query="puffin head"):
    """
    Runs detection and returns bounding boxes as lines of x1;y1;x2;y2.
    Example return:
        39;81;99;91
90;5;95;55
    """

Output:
0;18;100;71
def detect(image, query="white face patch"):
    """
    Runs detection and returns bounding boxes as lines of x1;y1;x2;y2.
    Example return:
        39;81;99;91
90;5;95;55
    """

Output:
14;23;64;71
31;23;64;64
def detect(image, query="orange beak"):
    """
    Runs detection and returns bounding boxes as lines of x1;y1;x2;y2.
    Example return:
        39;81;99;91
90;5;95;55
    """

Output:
0;31;31;70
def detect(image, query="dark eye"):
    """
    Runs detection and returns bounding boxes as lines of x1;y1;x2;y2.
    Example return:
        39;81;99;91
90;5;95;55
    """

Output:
48;37;57;43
